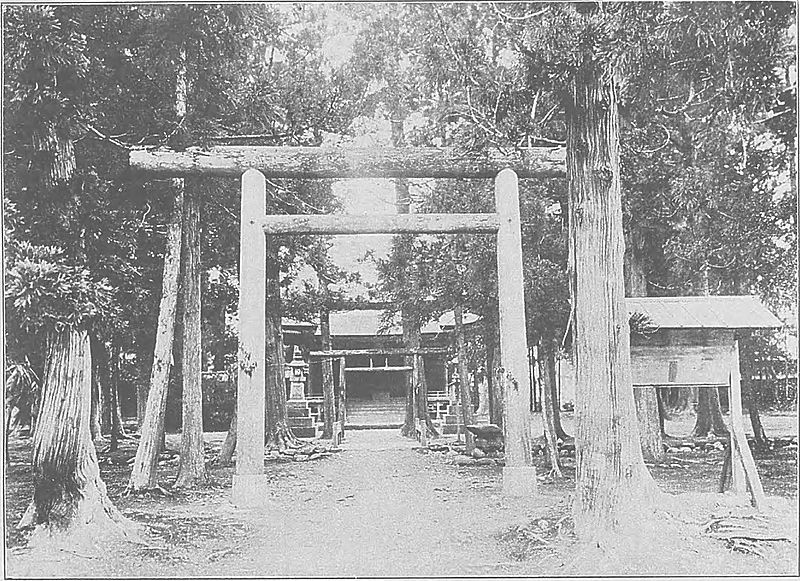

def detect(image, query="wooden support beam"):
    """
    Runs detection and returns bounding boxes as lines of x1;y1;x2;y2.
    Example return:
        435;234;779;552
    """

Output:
310;347;449;358
495;169;537;496
130;145;566;179
232;169;267;503
260;213;499;235
729;339;766;509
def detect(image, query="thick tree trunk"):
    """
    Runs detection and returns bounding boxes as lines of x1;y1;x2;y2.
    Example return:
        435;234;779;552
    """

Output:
174;184;208;488
320;308;335;440
18;328;133;543
127;182;184;491
566;53;657;540
455;305;475;453
264;237;299;450
415;354;438;437
540;347;563;477
691;387;730;438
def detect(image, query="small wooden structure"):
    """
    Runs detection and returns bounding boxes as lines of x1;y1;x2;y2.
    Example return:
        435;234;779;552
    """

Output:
627;295;783;508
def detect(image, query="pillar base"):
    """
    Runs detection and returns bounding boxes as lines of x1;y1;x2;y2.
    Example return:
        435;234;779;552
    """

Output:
232;474;272;507
503;465;537;497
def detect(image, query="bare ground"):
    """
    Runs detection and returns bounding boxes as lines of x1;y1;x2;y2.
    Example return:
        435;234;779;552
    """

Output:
3;412;798;578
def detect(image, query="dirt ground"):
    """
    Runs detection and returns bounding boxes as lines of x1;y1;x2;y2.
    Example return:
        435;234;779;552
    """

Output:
4;411;798;578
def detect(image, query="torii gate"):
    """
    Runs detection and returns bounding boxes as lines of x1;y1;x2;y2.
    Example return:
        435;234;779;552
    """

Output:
131;145;566;506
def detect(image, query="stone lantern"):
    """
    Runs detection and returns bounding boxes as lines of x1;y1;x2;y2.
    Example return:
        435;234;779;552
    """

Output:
286;345;309;401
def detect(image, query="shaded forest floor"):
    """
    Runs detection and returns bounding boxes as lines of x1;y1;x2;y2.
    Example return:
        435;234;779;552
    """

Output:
4;411;798;577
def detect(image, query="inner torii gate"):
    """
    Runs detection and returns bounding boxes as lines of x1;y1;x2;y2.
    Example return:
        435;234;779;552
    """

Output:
131;145;566;506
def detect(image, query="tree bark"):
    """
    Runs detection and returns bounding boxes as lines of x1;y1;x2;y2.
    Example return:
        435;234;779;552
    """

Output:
18;328;133;543
320;308;335;440
264;237;298;450
127;182;184;491
130;145;566;179
174;182;208;488
455;304;475;453
566;51;657;540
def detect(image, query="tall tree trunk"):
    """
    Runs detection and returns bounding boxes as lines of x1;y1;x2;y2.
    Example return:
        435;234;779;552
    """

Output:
320;307;335;440
264;237;298;450
455;304;475;453
485;316;504;428
127;41;187;492
625;231;664;461
108;343;124;452
18;328;132;542
691;270;728;438
127;184;184;491
566;50;657;540
174;183;207;488
391;119;419;438
540;346;563;477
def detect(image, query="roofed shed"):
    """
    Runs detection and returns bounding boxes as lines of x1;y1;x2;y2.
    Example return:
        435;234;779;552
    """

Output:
626;296;783;389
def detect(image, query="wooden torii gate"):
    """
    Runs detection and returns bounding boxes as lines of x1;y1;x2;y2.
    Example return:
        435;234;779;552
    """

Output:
131;145;566;506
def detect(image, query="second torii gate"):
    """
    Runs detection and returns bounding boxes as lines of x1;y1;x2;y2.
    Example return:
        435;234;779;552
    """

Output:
131;144;566;505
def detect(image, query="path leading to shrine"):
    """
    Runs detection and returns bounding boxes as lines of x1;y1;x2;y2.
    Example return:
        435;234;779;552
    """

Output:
205;429;544;577
6;418;797;577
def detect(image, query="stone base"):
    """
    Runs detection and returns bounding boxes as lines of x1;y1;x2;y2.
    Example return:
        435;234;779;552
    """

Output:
231;474;273;507
502;465;537;497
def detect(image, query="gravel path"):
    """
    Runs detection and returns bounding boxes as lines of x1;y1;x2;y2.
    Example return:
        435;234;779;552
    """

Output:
206;430;550;577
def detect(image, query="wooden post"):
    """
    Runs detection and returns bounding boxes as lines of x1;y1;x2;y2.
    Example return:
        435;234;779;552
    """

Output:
729;339;766;509
232;169;268;506
495;169;536;496
338;356;347;430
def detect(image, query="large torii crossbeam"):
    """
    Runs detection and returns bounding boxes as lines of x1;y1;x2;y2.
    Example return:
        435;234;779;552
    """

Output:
130;145;565;506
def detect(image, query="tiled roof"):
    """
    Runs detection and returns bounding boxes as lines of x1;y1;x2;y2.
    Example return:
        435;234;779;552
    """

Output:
626;296;782;329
